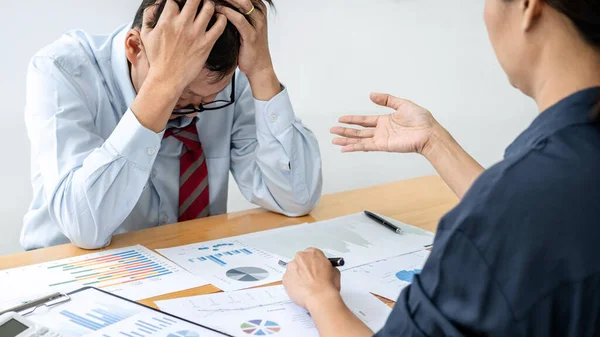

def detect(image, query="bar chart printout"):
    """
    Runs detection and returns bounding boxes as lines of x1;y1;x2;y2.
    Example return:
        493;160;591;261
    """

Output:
28;288;225;337
0;245;208;310
157;240;287;292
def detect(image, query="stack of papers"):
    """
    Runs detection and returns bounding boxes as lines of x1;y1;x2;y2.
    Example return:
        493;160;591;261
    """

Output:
157;213;434;292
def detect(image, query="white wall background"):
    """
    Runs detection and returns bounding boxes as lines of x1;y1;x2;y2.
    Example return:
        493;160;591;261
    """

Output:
0;0;536;255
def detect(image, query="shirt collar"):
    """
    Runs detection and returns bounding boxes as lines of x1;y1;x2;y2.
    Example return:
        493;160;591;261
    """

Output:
111;24;137;109
505;86;600;157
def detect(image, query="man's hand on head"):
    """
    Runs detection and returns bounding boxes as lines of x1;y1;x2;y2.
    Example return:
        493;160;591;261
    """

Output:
141;0;227;93
217;0;282;101
130;0;228;133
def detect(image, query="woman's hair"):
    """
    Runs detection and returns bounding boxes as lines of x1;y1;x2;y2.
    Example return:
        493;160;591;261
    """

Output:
132;0;274;79
543;0;600;124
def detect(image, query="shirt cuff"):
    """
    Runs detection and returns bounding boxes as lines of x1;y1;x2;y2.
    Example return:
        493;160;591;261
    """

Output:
254;87;296;136
106;109;164;170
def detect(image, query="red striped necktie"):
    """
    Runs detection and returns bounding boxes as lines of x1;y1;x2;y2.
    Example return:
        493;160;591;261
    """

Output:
164;123;210;222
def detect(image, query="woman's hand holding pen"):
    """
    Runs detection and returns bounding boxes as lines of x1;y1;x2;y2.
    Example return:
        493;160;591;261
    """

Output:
282;248;341;311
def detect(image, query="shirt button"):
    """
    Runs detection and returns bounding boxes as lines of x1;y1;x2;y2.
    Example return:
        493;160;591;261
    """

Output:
162;215;169;224
270;114;278;122
147;147;156;155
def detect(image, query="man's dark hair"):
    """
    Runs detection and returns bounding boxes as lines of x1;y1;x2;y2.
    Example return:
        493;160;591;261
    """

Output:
132;0;273;80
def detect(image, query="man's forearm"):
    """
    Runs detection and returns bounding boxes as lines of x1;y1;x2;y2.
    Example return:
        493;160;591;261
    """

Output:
307;294;374;337
130;72;183;133
422;125;484;199
247;67;282;101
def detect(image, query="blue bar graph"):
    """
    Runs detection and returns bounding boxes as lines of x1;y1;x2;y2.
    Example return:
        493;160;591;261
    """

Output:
152;317;172;326
137;320;161;330
59;304;135;332
131;332;144;337
60;310;106;331
135;323;156;332
86;313;116;325
120;333;134;337
137;327;153;334
190;246;255;266
207;255;227;266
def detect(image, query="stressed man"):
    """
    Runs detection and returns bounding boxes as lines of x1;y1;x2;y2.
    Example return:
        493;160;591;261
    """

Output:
22;0;322;250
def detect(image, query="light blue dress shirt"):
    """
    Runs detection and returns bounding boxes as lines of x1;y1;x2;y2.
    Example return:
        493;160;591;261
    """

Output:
21;24;323;250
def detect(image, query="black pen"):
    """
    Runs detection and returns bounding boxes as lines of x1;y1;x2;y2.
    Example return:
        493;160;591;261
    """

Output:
279;257;345;268
364;210;403;234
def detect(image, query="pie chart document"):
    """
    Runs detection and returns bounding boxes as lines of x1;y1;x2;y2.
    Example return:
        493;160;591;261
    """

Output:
342;249;431;301
156;284;392;337
157;240;286;292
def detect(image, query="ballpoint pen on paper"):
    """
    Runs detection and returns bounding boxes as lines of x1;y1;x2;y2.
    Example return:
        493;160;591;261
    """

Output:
364;210;404;234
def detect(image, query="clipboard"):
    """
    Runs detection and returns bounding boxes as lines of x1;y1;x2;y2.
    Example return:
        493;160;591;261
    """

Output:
21;287;233;337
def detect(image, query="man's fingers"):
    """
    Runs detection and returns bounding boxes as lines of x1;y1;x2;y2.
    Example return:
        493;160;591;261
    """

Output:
216;6;254;36
370;92;408;110
160;0;180;22
330;126;374;139
222;0;254;13
182;0;202;20
205;14;228;42
338;115;379;127
195;0;216;32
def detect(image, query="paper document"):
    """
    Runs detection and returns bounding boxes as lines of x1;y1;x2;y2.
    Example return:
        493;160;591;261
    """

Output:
343;250;431;301
28;288;225;337
157;240;287;292
233;213;434;270
0;245;208;311
156;285;392;337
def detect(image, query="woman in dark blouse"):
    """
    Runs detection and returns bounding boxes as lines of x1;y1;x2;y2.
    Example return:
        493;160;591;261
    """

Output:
282;0;600;336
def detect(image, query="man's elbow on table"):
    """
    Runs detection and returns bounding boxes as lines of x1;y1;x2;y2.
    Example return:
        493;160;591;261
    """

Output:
51;210;113;250
65;231;112;250
273;181;323;218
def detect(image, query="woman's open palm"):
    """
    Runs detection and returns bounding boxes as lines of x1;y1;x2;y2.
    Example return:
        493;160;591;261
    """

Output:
331;93;438;154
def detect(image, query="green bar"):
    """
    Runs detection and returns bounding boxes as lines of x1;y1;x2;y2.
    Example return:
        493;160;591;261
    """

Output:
47;264;70;269
48;279;78;287
70;269;93;275
98;275;115;280
63;266;84;271
83;280;100;286
75;272;100;279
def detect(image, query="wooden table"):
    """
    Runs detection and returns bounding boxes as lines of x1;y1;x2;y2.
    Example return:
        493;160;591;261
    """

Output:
0;175;458;308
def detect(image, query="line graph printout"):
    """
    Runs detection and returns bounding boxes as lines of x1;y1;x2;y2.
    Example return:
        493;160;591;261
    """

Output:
342;250;431;301
156;285;391;337
232;213;434;270
0;245;208;311
157;240;287;292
